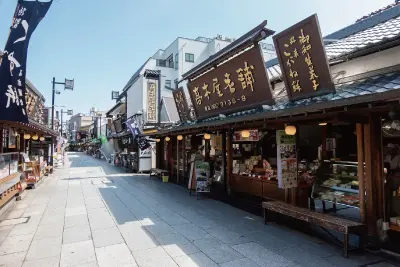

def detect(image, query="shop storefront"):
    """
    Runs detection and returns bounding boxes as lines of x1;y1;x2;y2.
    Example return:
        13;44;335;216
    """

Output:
144;12;400;252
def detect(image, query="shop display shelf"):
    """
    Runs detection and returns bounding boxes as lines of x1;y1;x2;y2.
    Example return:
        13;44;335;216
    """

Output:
320;185;359;194
390;224;400;232
314;198;360;209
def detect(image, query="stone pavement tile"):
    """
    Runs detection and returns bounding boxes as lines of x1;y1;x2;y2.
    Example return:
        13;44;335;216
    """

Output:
0;234;34;255
144;221;178;237
163;242;199;258
63;224;92;244
205;226;250;246
22;204;47;217
136;257;178;267
64;214;89;228
25;236;62;260
0;226;13;244
22;256;60;267
60;240;96;267
122;229;159;252
3;208;26;220
366;262;400;267
155;233;191;246
70;262;98;267
88;213;115;230
34;222;63;239
188;216;220;230
192;237;243;264
245;231;296;252
325;252;385;267
39;212;65;225
276;247;337;267
133;247;172;266
232;242;295;267
219;258;260;267
65;206;87;217
173;252;218;267
161;214;190;226
95;243;137;267
85;200;105;210
172;223;211;242
92;226;123;248
0;251;26;267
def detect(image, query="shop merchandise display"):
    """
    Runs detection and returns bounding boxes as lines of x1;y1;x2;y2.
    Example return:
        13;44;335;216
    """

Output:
313;161;360;208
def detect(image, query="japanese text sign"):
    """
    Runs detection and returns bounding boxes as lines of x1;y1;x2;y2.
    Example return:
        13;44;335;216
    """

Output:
273;14;334;101
173;87;191;122
0;0;52;123
146;81;157;123
187;45;274;119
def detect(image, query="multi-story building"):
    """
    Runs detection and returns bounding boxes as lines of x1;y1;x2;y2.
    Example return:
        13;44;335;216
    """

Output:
68;113;94;142
119;36;276;125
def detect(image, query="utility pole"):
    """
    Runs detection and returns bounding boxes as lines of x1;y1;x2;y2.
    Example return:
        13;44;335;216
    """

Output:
51;77;74;170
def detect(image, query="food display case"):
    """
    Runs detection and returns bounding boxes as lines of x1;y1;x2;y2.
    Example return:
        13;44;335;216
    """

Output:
0;152;21;197
312;161;360;210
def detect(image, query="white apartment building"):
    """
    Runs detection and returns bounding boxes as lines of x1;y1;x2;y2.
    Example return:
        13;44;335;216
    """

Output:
121;35;276;124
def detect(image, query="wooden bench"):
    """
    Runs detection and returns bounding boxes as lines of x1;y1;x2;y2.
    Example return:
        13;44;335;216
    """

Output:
262;201;366;258
149;168;169;178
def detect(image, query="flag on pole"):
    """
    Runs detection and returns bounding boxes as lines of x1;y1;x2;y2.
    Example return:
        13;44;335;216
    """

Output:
0;0;53;123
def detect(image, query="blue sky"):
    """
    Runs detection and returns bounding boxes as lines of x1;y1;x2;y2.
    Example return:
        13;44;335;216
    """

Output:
0;0;394;118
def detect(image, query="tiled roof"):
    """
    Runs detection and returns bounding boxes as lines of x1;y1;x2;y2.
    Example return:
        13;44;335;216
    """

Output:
266;4;400;80
155;71;400;134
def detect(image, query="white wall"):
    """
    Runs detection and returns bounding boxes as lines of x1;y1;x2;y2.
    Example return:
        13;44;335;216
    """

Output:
127;75;144;118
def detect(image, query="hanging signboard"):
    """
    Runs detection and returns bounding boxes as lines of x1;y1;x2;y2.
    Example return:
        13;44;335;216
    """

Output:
233;130;259;142
0;0;52;123
173;87;191;122
146;81;157;123
273;14;334;101
187;45;274;119
195;161;211;193
276;130;297;189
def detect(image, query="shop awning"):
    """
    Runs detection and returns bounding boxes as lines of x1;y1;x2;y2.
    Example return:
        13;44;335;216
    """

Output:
108;130;131;139
147;70;400;136
0;118;59;137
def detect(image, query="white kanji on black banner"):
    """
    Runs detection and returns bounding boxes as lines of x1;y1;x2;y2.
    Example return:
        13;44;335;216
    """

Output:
0;0;52;123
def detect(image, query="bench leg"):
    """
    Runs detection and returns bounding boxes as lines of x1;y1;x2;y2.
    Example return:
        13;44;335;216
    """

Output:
344;233;349;258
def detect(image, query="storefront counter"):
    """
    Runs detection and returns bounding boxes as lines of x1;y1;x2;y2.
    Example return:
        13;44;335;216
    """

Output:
231;174;285;201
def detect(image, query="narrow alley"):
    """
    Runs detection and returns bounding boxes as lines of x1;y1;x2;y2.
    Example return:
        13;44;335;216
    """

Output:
0;153;396;267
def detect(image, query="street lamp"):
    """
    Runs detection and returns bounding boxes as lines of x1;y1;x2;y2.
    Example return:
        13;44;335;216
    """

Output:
51;77;74;170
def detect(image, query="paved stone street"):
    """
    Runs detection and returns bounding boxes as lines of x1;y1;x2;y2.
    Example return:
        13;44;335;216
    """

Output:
0;152;397;267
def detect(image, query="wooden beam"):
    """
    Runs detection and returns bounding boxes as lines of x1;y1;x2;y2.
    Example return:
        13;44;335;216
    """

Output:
227;131;233;193
364;123;377;235
356;123;366;224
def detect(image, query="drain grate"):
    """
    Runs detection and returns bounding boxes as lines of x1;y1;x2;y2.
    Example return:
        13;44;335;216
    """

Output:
0;217;29;227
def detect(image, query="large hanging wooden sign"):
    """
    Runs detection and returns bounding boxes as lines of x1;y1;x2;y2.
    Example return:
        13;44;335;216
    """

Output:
187;45;274;119
273;14;335;101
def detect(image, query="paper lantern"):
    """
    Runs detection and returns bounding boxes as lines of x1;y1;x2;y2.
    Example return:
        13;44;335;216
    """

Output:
241;130;250;138
23;133;31;140
285;125;296;135
40;137;45;141
177;135;183;141
319;122;327;126
165;137;170;142
32;134;39;140
155;138;160;142
204;133;211;140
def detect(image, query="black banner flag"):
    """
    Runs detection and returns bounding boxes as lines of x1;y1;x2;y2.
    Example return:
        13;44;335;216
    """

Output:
0;0;52;123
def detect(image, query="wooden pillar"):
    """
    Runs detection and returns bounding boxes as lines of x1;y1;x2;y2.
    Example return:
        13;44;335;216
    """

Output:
0;126;3;153
182;135;186;181
222;131;227;193
371;115;384;223
226;130;233;193
356;123;366;224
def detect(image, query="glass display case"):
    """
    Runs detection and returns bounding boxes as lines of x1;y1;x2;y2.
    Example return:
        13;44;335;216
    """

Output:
312;161;360;209
0;153;19;180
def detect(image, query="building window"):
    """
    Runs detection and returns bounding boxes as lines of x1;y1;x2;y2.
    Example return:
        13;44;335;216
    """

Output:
166;54;174;68
185;53;194;63
156;59;166;67
175;53;179;70
165;80;172;89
